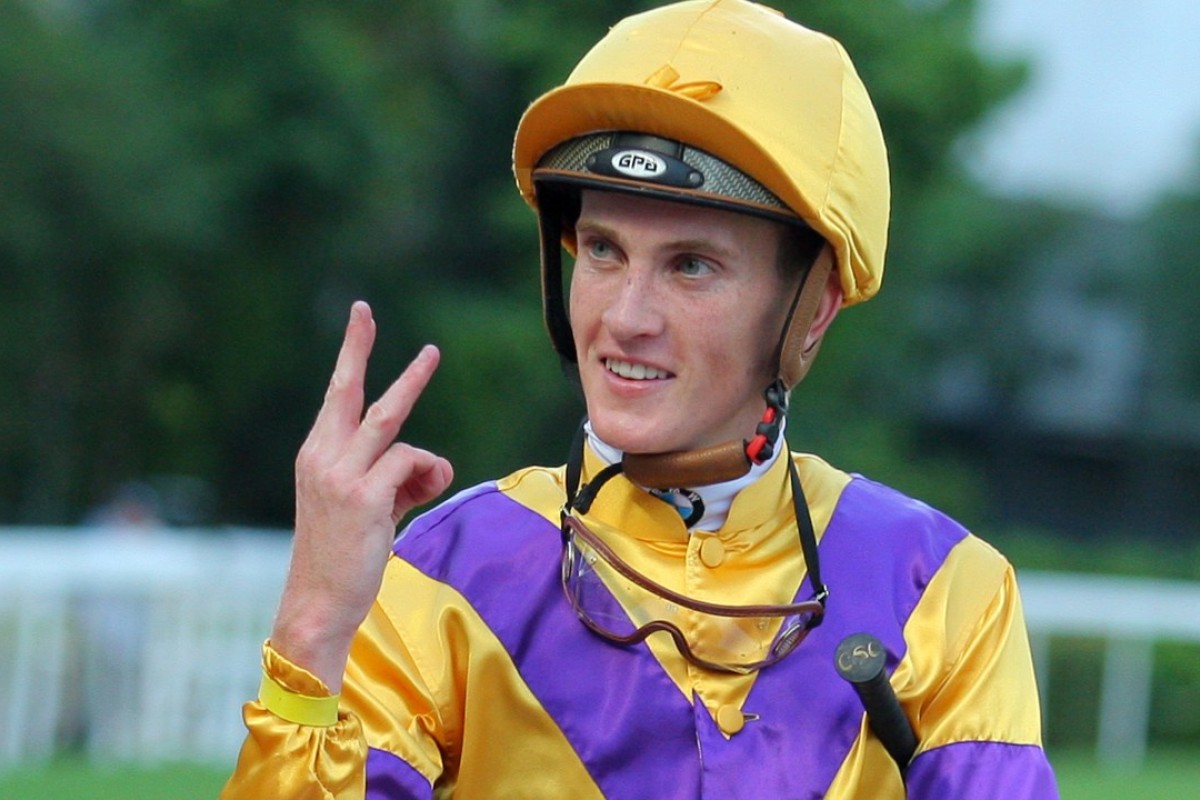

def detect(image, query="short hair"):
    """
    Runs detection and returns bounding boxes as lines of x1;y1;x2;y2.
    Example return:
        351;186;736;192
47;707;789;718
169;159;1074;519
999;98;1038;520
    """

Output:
776;222;825;284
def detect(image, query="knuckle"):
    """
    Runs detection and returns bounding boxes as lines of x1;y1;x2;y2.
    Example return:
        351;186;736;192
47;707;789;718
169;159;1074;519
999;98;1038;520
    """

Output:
343;480;375;508
295;444;318;473
387;441;415;458
363;401;399;431
324;372;362;405
299;465;364;508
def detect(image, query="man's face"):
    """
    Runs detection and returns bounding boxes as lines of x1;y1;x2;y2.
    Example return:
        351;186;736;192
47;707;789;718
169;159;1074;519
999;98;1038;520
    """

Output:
569;190;793;455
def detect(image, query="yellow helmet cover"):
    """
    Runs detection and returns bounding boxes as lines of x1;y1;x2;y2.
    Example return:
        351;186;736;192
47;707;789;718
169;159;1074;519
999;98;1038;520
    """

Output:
513;0;890;306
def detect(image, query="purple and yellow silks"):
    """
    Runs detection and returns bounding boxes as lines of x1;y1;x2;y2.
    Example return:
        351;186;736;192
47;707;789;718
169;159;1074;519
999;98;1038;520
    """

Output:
223;450;1058;799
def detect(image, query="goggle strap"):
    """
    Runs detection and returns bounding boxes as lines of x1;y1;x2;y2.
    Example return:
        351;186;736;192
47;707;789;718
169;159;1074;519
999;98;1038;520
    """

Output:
563;417;588;522
563;416;827;624
788;454;828;621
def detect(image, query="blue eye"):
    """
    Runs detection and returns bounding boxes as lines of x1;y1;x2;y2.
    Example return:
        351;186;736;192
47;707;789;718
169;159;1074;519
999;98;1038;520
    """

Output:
586;238;614;259
678;257;714;277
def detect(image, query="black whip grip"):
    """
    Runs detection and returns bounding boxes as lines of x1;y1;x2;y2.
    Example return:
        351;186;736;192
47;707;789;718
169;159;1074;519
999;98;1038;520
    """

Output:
835;632;917;773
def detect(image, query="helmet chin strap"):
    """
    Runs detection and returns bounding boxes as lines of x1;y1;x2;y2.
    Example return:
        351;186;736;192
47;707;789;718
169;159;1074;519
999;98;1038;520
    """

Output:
778;245;835;388
622;381;786;489
620;246;835;491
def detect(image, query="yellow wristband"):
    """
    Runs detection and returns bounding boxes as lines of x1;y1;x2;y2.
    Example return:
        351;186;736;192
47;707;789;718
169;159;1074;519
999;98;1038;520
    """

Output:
258;671;340;727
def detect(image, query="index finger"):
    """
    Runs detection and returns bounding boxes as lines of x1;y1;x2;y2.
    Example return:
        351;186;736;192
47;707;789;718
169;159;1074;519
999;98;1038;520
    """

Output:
310;301;376;446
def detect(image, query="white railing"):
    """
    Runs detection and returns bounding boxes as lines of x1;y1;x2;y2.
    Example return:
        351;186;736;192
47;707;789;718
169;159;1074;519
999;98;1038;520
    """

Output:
0;528;290;767
1019;570;1200;768
1;530;1197;768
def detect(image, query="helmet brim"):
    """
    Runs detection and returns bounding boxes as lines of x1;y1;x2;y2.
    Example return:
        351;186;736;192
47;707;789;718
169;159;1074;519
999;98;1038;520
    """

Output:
514;81;877;306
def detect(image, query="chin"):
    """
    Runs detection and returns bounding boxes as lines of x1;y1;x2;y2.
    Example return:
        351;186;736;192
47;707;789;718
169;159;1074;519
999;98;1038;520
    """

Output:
589;417;676;455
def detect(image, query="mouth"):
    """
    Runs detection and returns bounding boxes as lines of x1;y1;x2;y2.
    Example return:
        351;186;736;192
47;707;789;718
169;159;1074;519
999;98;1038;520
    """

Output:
604;358;672;381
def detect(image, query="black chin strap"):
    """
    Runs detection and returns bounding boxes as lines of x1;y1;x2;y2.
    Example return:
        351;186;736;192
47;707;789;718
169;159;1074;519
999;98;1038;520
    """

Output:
788;451;828;610
561;418;829;617
561;418;620;541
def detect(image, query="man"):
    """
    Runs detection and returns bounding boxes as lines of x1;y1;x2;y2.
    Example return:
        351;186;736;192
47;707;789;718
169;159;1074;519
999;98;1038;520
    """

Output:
223;1;1058;797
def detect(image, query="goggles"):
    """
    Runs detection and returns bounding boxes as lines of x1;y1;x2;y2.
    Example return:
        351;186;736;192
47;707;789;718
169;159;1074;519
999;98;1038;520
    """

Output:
560;422;828;675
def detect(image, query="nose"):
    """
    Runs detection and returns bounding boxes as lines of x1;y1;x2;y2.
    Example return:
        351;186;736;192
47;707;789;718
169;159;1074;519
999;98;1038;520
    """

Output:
600;264;664;341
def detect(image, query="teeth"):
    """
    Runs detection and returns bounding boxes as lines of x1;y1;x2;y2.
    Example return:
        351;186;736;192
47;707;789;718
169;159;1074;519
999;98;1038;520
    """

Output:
606;359;668;380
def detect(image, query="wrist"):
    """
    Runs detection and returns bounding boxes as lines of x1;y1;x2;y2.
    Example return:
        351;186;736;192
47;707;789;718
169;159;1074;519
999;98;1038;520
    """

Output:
270;605;356;693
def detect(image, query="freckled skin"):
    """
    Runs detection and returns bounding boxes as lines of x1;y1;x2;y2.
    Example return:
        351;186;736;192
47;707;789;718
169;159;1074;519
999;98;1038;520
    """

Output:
569;190;794;455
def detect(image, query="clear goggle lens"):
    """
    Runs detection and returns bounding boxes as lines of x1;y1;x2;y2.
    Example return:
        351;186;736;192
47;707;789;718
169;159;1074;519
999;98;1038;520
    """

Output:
561;515;824;674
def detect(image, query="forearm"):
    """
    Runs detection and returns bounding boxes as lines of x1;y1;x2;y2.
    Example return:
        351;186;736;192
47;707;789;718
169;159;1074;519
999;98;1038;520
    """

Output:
270;593;357;694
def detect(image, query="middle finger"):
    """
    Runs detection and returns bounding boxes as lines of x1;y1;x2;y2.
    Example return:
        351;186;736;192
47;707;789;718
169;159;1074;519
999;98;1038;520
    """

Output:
340;343;442;475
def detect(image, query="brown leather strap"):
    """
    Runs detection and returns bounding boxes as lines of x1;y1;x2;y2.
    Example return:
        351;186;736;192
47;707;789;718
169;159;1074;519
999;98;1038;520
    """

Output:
621;440;751;490
778;244;835;389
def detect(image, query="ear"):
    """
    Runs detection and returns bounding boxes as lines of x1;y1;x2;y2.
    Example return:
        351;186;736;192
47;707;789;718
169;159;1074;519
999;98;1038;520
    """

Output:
777;245;842;387
803;264;843;353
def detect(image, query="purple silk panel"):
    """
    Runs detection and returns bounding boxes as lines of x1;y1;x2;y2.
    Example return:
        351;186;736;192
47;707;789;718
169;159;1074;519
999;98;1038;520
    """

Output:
907;741;1060;799
365;747;432;800
395;483;702;800
693;476;969;798
392;476;973;799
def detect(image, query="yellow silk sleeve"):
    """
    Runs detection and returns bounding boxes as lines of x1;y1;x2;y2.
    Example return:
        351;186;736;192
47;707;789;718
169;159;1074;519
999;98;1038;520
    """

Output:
898;534;1043;752
221;544;604;800
824;535;1042;798
220;643;369;800
343;554;605;798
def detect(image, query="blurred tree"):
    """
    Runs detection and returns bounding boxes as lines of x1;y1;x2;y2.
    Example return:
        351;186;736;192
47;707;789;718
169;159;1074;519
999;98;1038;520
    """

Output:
0;0;1034;525
778;0;1029;517
1145;172;1200;419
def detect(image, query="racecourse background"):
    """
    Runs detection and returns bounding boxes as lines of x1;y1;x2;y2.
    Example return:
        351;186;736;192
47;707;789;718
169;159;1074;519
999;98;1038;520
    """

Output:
2;528;1198;780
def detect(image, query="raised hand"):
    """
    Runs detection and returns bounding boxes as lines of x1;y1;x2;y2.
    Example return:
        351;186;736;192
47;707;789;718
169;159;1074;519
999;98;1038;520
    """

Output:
269;301;454;691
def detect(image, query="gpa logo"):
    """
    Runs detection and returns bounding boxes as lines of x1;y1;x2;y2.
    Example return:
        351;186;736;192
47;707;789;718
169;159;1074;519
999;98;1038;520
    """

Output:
612;150;665;179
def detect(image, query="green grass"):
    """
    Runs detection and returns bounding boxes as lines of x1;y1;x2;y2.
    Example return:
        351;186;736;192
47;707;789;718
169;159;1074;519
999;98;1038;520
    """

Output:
1052;747;1200;799
3;749;1200;798
0;758;229;800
